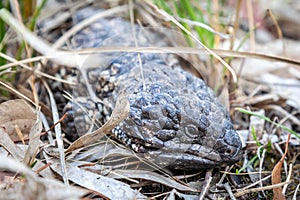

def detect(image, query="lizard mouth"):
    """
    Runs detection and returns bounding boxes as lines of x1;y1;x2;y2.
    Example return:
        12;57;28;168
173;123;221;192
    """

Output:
136;143;241;169
142;150;225;169
112;128;243;169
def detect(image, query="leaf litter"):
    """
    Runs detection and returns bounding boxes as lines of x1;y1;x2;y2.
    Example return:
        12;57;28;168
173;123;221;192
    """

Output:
0;0;300;199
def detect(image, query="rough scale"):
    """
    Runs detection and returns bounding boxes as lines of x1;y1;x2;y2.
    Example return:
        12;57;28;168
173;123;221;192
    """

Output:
63;7;242;169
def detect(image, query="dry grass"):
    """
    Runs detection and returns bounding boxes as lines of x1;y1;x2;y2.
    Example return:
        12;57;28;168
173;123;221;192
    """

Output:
0;0;299;199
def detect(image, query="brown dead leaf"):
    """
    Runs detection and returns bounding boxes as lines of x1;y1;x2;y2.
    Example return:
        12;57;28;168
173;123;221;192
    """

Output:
0;128;24;161
0;99;36;142
0;155;46;200
49;158;146;199
23;112;42;166
66;91;130;153
0;155;87;200
107;169;197;192
218;81;230;111
272;134;290;200
234;93;286;108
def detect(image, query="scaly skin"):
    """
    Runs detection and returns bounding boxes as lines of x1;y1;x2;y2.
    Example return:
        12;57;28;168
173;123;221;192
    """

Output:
63;8;242;169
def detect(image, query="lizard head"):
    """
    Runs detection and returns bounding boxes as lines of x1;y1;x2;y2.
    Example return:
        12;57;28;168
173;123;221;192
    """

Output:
118;77;243;169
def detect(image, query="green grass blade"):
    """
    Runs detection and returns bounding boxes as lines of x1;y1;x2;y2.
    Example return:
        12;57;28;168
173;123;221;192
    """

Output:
27;0;47;31
0;0;8;66
237;108;300;139
238;154;258;173
251;126;261;147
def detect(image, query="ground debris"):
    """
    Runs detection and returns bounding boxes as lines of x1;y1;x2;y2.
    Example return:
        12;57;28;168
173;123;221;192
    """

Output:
0;0;300;199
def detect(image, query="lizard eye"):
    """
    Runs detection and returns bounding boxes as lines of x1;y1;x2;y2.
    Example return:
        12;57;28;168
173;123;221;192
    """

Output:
184;124;198;139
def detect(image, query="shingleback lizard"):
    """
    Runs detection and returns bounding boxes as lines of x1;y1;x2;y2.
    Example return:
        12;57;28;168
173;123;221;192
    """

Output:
62;7;243;169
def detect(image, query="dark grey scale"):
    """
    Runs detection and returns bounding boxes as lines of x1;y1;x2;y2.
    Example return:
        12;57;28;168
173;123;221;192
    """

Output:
63;97;111;139
155;129;177;141
198;115;209;135
61;7;243;169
